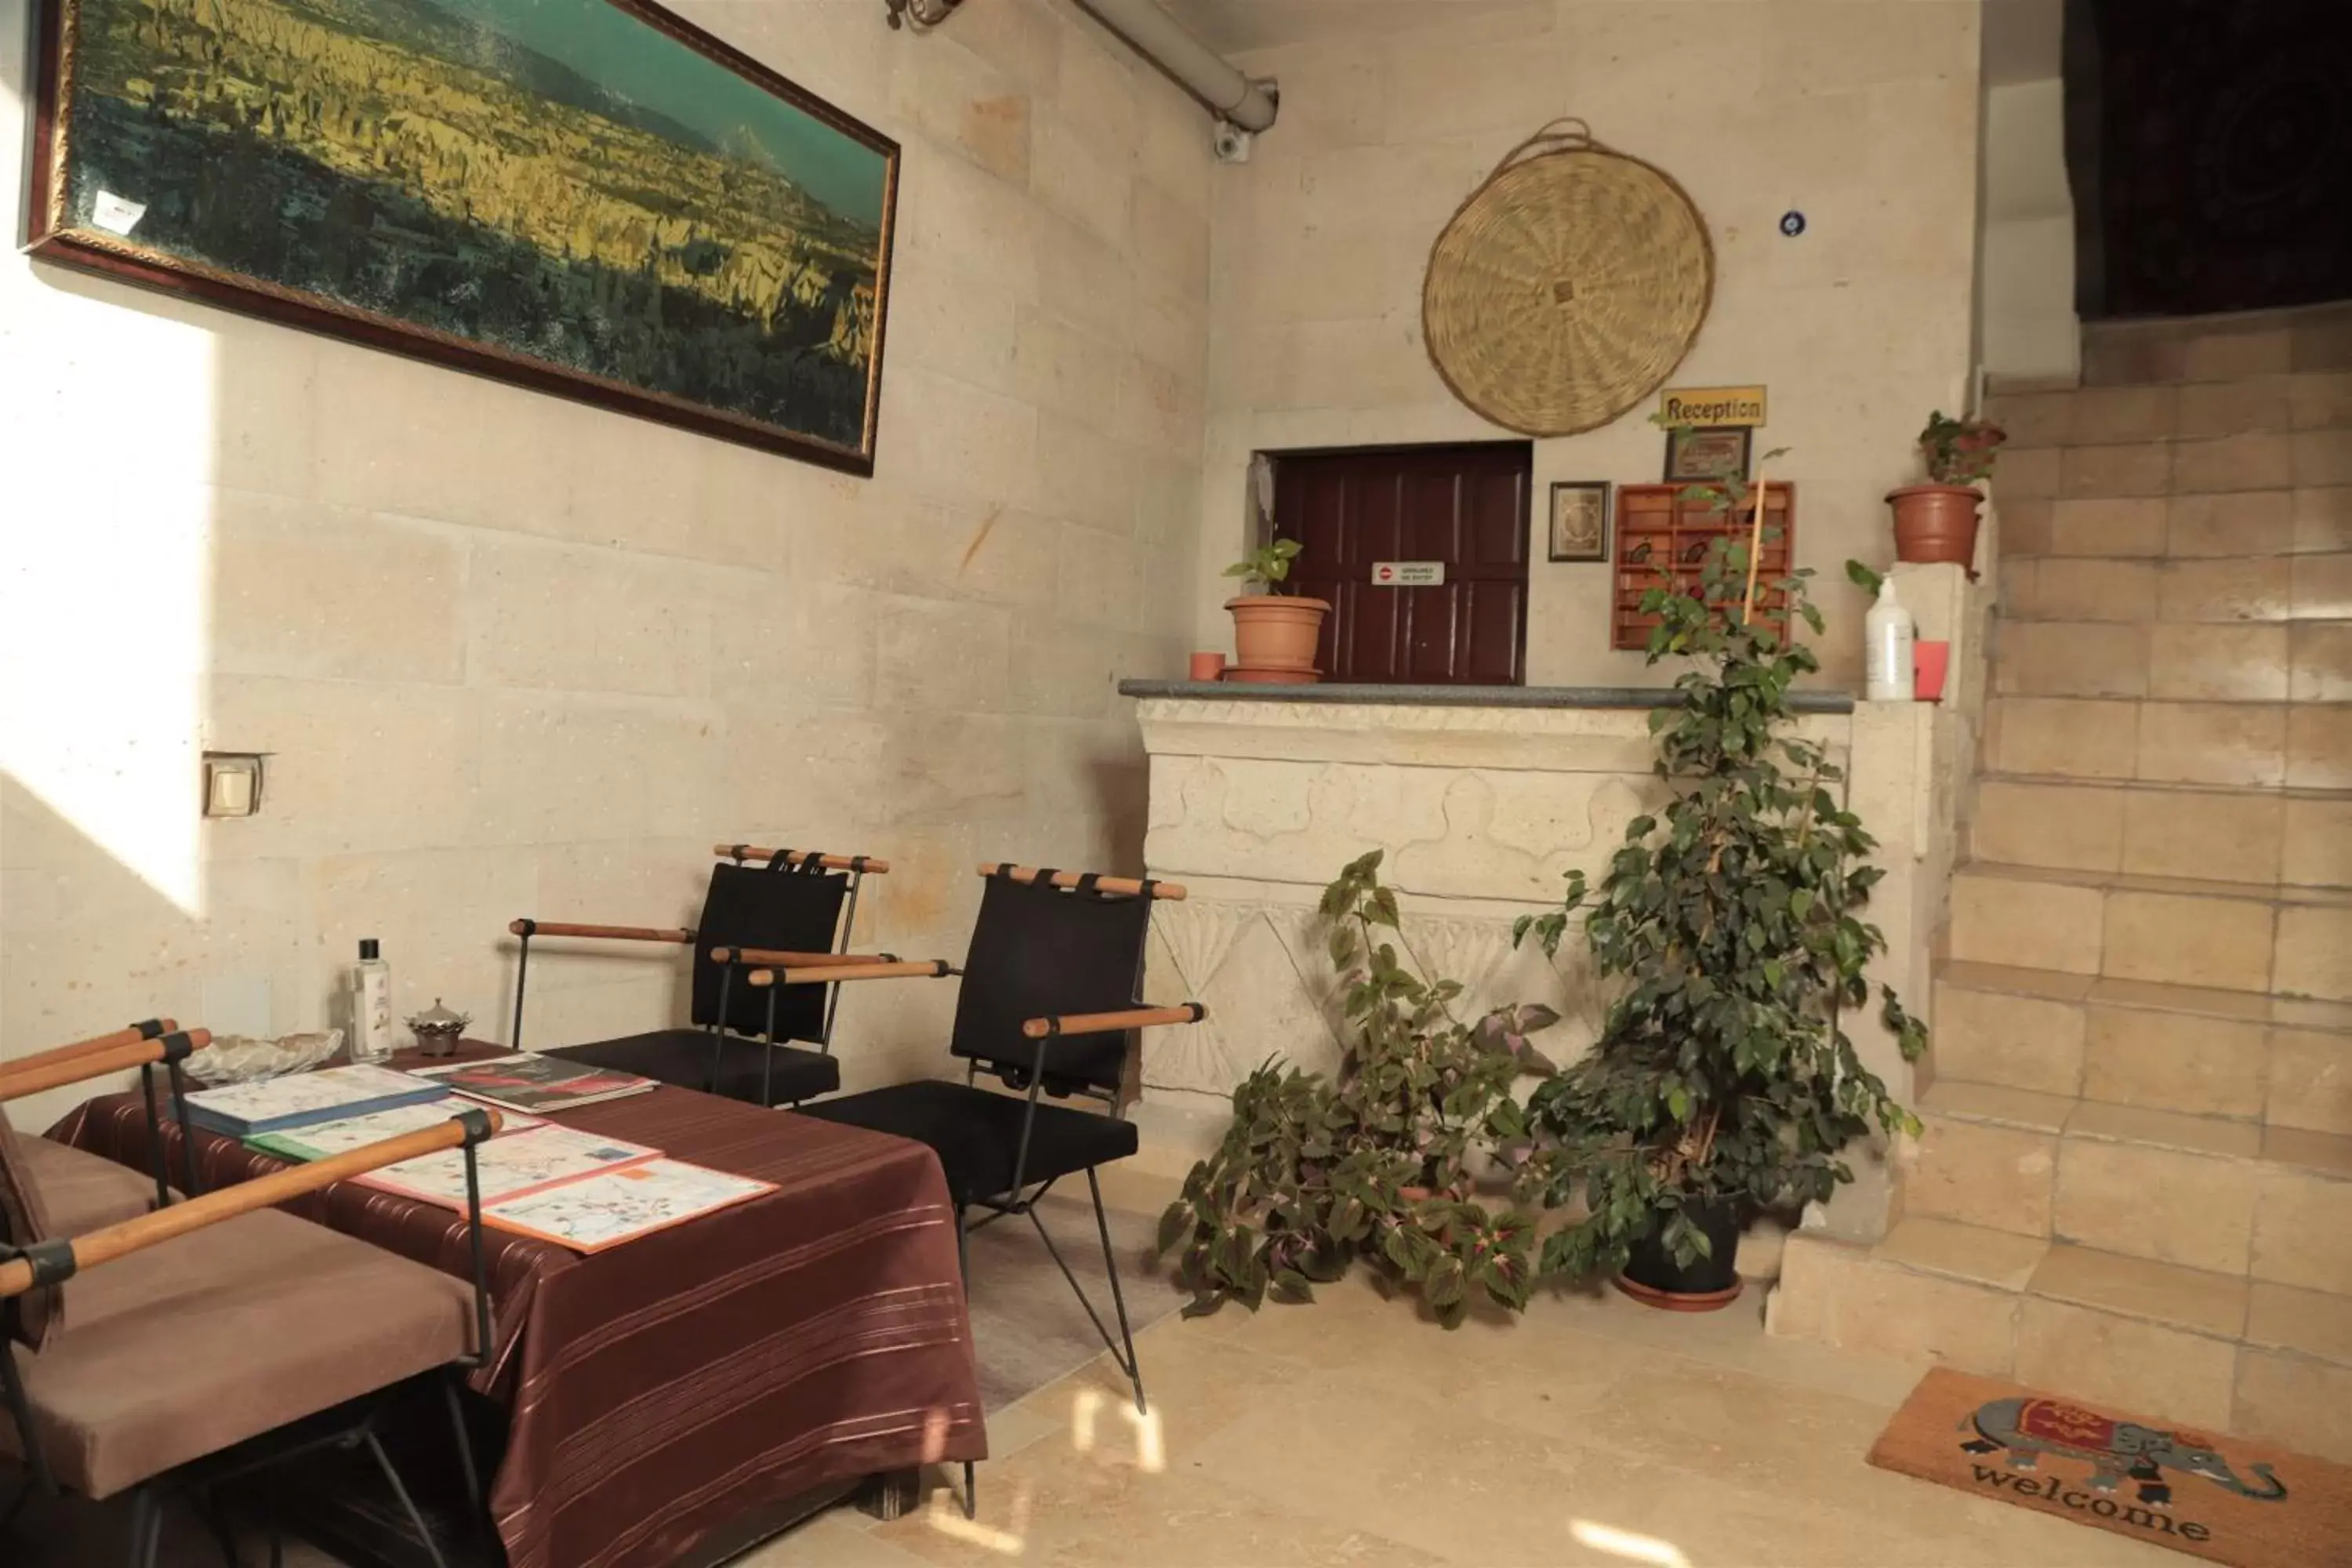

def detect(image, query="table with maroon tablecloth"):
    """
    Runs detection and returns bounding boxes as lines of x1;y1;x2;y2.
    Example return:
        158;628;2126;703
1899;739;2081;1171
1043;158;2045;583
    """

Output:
50;1046;984;1568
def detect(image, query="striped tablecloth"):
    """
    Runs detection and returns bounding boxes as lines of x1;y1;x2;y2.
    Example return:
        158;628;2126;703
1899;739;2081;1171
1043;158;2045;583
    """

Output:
53;1049;983;1567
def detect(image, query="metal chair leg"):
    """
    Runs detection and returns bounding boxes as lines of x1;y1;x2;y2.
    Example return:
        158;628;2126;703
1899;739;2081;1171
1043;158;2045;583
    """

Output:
198;1488;241;1568
442;1371;486;1543
363;1430;450;1568
125;1485;163;1568
1025;1171;1146;1414
1087;1167;1146;1415
0;1345;56;1499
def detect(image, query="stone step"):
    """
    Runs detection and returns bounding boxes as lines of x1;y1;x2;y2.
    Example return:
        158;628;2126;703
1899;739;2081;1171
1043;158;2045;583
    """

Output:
1981;695;2349;791
1969;776;2351;889
1990;617;2352;704
1999;552;2351;625
1904;1083;2352;1279
2076;302;2352;387
1994;434;2351;506
1947;862;2352;1001
1934;960;2352;1131
1997;487;2350;561
1987;373;2352;448
1769;1218;2352;1461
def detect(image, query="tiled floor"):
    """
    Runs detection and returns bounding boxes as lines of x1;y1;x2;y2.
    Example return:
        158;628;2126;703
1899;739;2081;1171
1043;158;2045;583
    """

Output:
751;1240;2182;1566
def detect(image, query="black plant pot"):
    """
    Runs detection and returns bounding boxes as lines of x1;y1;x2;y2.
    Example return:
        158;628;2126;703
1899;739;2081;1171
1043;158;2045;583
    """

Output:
1615;1197;1745;1311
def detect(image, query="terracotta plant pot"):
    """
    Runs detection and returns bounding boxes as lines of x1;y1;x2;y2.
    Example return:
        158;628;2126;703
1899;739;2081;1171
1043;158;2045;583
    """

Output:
1887;484;1984;567
1226;593;1330;679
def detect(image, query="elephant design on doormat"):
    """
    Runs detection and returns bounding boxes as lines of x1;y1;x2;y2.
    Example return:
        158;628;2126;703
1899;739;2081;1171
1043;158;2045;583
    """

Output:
1960;1397;2289;1507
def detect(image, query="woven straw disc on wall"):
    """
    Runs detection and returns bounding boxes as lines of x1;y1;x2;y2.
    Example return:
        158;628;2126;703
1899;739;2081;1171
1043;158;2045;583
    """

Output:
1425;121;1714;437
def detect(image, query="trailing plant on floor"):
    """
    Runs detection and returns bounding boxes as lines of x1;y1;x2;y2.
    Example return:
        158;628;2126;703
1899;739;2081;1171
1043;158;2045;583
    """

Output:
1156;851;1556;1327
1512;513;1927;1283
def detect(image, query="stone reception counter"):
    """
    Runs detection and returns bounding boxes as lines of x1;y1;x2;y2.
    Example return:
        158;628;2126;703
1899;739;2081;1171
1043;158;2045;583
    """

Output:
1116;682;1869;1103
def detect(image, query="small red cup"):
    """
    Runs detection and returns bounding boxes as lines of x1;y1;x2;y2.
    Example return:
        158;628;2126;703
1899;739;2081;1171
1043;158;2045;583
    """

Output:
1915;641;1951;702
1188;652;1227;682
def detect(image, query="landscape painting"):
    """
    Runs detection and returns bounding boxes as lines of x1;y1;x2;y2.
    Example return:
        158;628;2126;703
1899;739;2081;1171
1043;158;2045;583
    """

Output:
29;0;899;470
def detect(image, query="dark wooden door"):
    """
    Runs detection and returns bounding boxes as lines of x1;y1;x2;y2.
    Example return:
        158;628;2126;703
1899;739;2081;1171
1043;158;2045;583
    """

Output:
1271;444;1530;685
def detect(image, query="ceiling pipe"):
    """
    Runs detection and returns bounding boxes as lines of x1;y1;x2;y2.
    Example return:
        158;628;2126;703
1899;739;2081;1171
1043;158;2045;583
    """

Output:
1068;0;1278;132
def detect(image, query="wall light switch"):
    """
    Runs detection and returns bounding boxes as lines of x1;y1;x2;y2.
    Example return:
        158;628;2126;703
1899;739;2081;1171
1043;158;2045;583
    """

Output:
203;753;265;818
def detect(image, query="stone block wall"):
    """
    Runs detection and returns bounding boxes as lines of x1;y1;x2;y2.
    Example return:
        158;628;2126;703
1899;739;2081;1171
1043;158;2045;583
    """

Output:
1192;0;1986;691
0;0;1214;1125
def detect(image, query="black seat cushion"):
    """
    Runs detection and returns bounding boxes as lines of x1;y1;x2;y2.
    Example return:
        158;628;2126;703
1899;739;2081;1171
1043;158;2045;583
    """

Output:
798;1080;1137;1207
547;1030;839;1107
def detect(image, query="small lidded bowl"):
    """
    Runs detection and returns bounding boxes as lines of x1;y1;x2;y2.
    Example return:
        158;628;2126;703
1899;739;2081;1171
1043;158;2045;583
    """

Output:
407;997;471;1058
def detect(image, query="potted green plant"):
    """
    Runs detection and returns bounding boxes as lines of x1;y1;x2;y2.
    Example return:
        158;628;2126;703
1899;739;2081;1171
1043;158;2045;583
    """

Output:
1511;516;1926;1310
1156;852;1557;1327
1221;539;1329;684
1889;411;2006;567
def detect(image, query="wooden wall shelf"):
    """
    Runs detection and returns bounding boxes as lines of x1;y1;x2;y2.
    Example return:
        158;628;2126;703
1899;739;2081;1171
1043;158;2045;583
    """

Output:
1610;482;1798;652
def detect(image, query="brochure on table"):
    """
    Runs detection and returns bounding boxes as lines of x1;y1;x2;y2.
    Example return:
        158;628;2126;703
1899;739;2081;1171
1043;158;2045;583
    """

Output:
358;1125;662;1210
182;1063;450;1136
484;1160;776;1254
247;1099;544;1163
408;1052;658;1114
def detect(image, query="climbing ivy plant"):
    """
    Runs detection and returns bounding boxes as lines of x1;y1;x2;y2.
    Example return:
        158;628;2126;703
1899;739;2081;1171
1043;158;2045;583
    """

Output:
1156;852;1556;1327
1511;520;1927;1283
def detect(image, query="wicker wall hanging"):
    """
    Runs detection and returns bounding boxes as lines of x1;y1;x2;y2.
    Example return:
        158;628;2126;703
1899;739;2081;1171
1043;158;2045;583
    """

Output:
1424;118;1715;437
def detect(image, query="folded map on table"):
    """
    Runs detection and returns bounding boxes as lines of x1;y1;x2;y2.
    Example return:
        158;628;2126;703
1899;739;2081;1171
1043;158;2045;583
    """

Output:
483;1159;775;1253
357;1124;662;1210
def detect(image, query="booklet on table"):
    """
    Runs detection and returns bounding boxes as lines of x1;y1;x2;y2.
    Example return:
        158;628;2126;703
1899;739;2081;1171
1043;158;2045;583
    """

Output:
407;1052;659;1115
246;1100;544;1163
182;1064;448;1137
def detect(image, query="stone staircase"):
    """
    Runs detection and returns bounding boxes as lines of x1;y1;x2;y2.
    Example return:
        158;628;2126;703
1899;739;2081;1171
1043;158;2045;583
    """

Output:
1770;310;2352;1465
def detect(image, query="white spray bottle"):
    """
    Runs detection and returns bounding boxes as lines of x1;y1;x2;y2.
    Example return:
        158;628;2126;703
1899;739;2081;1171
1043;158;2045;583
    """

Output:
1865;576;1916;702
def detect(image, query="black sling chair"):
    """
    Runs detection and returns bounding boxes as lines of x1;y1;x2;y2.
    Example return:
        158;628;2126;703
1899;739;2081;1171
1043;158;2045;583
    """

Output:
507;844;887;1107
793;866;1205;1432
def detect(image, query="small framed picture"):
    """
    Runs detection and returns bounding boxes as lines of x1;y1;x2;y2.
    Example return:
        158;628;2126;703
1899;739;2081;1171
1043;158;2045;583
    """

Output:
1548;481;1611;562
1663;426;1754;484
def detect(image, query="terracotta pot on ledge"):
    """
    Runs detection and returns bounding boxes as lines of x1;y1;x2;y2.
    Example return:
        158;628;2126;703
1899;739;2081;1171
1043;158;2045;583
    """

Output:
1225;593;1330;684
1886;483;1984;567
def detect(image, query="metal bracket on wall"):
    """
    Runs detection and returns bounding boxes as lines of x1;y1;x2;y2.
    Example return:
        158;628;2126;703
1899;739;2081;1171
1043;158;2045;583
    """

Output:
883;0;964;29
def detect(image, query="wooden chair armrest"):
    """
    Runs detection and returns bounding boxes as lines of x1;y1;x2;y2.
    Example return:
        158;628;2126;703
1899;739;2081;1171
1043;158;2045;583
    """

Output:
508;920;694;944
714;844;891;874
746;960;953;988
977;864;1187;901
708;946;898;967
0;1029;212;1105
2;1020;180;1079
1023;1004;1205;1040
0;1109;503;1300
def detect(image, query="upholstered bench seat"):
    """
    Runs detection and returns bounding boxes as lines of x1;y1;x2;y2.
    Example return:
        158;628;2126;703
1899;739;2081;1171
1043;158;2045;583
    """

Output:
2;1207;476;1499
18;1136;158;1236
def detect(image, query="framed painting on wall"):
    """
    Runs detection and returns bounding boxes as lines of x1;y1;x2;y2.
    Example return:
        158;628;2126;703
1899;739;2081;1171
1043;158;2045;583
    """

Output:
26;0;900;474
1662;425;1753;485
1547;481;1610;562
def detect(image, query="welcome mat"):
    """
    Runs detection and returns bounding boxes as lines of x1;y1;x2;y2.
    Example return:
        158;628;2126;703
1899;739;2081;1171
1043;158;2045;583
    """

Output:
1868;1368;2352;1568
